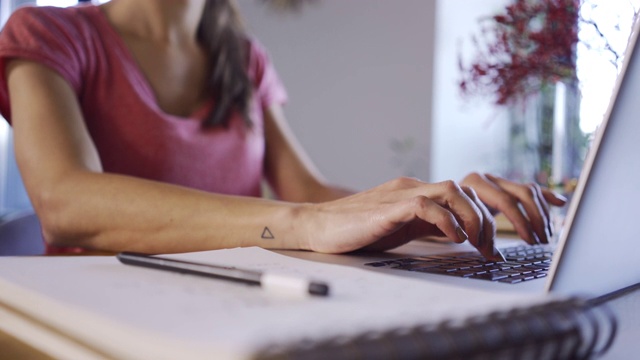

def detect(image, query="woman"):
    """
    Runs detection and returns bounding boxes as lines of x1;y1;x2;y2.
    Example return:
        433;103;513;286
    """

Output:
0;0;565;259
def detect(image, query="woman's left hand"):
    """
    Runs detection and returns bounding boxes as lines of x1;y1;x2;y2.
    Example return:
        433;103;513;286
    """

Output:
461;173;567;245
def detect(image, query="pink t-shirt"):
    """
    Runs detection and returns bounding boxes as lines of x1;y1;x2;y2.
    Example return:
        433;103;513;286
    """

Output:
0;5;287;253
0;5;287;195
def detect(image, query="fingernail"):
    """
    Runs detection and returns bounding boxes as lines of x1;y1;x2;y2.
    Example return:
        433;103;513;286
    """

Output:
543;228;551;244
555;193;568;202
456;227;468;243
536;230;548;244
484;247;505;262
524;230;538;245
536;232;544;245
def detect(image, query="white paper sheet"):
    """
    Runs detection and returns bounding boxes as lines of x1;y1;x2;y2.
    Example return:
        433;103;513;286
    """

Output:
0;247;551;359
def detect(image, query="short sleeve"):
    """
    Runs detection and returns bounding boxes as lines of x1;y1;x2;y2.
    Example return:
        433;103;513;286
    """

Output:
247;39;288;109
0;6;85;123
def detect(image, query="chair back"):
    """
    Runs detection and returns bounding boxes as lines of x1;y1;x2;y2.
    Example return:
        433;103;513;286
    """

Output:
0;212;45;256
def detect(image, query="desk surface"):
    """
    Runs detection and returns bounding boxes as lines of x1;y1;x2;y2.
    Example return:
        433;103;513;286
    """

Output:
601;285;640;359
1;284;638;359
0;331;54;360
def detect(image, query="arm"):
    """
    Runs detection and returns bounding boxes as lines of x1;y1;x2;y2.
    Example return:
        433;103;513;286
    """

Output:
6;59;523;260
8;59;307;253
8;60;476;255
262;103;353;202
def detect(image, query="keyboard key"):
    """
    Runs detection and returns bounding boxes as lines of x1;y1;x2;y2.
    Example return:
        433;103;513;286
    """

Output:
511;274;536;282
502;262;523;268
532;264;550;270
364;262;388;267
391;263;443;271
389;258;421;264
520;265;544;273
501;269;526;275
469;273;510;281
484;266;502;273
437;266;462;273
454;270;478;278
412;268;449;274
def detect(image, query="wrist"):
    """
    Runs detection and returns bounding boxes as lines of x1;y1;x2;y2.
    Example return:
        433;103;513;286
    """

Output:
250;201;316;251
288;202;315;251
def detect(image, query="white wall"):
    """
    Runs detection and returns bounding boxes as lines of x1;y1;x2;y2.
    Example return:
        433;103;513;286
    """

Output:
240;0;514;189
1;0;513;215
430;0;511;182
238;0;436;190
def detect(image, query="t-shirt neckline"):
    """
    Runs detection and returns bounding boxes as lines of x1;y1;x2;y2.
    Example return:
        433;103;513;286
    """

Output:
85;5;213;121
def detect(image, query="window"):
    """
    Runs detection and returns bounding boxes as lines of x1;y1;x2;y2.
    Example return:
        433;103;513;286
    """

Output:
0;0;110;216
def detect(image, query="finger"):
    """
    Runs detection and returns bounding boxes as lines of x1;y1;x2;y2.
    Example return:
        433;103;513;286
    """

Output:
532;184;554;237
461;186;505;262
541;188;568;206
392;195;469;244
485;174;549;244
428;181;483;247
462;173;537;245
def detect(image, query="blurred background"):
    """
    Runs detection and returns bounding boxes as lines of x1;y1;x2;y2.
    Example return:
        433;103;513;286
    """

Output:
0;0;637;218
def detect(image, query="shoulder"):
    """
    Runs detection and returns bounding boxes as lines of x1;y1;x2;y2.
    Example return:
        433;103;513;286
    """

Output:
247;37;275;70
245;37;288;106
0;6;92;70
5;5;54;24
5;5;77;31
2;5;97;44
0;6;100;104
247;37;269;60
246;37;274;83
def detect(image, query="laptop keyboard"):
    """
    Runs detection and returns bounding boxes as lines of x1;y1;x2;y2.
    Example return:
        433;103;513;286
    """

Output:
364;245;554;284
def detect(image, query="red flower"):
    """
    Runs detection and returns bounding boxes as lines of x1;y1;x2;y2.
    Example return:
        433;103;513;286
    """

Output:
459;0;580;106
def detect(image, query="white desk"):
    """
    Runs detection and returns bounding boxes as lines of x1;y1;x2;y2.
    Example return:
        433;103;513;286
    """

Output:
601;285;640;359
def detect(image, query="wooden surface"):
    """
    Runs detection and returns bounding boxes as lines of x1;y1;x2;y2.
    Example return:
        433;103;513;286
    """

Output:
0;329;54;360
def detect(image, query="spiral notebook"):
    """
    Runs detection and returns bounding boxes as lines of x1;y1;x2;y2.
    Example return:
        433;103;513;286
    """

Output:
0;247;618;360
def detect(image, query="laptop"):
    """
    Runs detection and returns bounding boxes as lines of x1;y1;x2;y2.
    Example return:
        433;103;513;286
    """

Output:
280;17;640;300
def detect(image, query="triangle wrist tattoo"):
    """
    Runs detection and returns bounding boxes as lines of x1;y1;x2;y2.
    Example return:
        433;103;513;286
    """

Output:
261;227;275;239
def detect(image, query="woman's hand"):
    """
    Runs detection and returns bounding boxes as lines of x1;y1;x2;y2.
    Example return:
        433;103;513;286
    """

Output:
460;173;567;245
300;177;505;261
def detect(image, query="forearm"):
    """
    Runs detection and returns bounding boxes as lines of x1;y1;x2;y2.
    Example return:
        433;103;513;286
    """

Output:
35;171;309;254
304;183;354;203
266;174;354;203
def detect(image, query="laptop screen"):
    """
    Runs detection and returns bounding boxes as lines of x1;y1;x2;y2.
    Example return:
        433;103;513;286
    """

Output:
548;18;640;297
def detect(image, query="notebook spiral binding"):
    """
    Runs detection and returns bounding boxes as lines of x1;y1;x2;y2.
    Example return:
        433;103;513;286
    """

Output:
256;298;617;360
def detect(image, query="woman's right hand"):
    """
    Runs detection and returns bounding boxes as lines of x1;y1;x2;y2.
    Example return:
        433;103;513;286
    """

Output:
299;177;505;261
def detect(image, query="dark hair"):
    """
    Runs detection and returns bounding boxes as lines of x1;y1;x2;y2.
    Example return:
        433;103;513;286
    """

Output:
197;0;252;128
